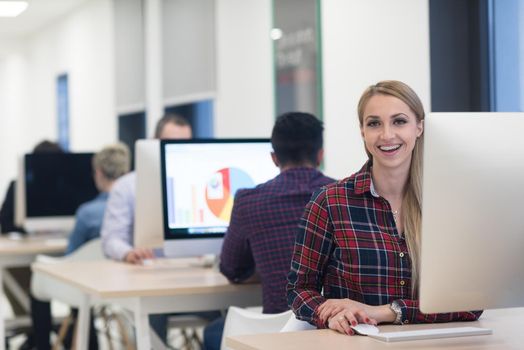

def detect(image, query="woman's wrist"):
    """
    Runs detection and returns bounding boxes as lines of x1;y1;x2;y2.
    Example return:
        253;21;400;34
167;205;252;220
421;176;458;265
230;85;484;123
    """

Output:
375;304;397;323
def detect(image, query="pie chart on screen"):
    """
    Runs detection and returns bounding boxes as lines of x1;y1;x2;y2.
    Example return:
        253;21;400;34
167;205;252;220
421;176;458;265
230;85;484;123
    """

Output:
205;167;254;222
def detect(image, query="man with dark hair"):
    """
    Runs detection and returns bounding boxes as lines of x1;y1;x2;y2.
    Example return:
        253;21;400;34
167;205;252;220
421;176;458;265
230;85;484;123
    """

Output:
203;112;335;349
101;114;192;343
154;113;192;139
102;114;191;264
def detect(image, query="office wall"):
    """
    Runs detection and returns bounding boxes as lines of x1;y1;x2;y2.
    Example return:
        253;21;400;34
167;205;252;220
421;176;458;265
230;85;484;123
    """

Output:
521;1;524;112
321;0;431;179
114;0;144;113
214;0;274;138
163;0;215;104
24;0;115;151
493;0;523;111
0;0;115;196
0;0;432;194
0;53;29;197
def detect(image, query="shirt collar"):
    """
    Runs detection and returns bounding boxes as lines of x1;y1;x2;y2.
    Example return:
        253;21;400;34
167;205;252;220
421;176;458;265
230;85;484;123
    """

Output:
353;161;378;197
97;192;109;200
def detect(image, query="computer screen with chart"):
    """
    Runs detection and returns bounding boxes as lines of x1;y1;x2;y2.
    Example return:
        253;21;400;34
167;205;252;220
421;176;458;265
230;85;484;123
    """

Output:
160;139;279;240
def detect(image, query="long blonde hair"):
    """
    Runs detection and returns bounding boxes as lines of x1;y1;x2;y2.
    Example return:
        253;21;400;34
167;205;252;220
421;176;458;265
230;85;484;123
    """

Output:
357;80;424;290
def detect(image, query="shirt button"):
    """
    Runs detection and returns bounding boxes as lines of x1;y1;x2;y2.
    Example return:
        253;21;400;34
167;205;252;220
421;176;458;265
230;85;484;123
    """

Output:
399;252;405;258
403;320;409;324
400;280;406;286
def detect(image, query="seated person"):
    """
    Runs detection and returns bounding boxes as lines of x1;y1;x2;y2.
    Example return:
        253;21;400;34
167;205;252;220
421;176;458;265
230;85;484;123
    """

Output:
287;80;482;335
32;143;130;350
203;112;335;350
0;140;63;350
0;140;64;234
101;114;192;263
101;114;192;342
67;143;130;253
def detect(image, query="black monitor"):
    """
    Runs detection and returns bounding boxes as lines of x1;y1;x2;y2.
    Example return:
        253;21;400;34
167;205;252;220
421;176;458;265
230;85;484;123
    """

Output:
16;153;98;232
159;139;279;257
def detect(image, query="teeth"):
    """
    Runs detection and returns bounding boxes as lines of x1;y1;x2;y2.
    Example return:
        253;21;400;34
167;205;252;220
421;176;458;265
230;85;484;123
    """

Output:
379;145;400;151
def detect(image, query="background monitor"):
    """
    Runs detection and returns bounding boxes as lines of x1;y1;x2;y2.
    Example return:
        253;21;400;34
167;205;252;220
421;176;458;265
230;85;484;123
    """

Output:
134;139;164;249
16;153;98;233
160;139;279;258
419;112;524;313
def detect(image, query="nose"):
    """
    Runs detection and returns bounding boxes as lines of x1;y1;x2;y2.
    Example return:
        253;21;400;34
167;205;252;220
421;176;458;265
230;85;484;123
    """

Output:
381;124;394;140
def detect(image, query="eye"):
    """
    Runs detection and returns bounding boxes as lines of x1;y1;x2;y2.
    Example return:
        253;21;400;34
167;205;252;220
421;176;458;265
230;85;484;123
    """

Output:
393;118;408;125
367;120;380;127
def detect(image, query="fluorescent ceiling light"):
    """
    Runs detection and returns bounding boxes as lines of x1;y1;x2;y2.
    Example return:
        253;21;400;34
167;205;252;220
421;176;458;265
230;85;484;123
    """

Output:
0;1;29;17
271;28;283;41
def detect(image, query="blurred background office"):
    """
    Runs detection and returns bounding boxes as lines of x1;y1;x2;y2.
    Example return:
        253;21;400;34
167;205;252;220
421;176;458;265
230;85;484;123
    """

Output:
0;0;523;198
0;0;522;349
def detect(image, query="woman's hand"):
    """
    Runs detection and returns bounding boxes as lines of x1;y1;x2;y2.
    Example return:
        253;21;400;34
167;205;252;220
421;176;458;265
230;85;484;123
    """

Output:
319;299;377;327
319;299;397;334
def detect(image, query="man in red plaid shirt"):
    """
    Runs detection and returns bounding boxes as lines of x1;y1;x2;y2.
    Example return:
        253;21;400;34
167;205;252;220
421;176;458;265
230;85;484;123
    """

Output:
204;112;334;349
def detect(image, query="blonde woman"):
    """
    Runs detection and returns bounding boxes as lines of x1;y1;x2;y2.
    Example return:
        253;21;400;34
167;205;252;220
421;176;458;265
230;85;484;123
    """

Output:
287;80;481;335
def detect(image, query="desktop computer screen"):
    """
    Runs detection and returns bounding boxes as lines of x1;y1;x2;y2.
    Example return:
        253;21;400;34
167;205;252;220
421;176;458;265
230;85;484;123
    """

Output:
419;112;524;313
160;139;279;257
17;153;98;232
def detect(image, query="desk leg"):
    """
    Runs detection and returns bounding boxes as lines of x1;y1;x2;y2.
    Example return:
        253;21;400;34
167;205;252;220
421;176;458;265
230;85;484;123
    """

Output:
75;294;90;350
0;268;5;350
134;303;151;350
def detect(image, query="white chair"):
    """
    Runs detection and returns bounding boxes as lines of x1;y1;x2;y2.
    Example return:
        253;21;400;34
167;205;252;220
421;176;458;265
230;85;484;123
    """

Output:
220;306;293;350
31;238;105;305
280;314;316;332
30;238;120;349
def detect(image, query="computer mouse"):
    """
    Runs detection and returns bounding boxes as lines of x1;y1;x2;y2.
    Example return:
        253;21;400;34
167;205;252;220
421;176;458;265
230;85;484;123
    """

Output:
141;259;154;266
351;323;380;336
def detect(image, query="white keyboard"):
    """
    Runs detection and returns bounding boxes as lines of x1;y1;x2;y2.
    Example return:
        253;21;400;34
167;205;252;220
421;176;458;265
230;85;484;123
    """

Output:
369;326;492;342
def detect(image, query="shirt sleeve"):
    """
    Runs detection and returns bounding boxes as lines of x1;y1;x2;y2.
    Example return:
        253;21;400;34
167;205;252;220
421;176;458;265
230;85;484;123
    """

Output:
101;177;134;261
395;299;483;324
0;181;25;234
287;188;334;328
66;205;90;254
220;191;255;282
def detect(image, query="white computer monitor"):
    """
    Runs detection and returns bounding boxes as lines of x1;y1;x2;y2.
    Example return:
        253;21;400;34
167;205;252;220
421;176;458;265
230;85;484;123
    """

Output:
134;139;164;249
419;112;524;313
15;152;98;233
160;139;280;258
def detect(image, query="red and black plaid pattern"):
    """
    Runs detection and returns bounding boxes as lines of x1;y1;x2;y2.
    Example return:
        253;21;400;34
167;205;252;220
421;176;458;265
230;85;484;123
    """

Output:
287;162;482;327
220;168;334;314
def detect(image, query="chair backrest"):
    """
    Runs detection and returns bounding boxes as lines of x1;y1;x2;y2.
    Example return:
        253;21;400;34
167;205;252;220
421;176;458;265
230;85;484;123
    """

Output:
35;238;105;264
220;307;293;350
31;238;105;301
280;314;316;332
65;238;105;261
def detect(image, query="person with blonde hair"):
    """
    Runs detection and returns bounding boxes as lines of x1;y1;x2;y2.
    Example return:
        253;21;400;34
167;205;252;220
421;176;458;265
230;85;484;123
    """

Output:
66;143;131;253
33;143;130;350
287;80;482;335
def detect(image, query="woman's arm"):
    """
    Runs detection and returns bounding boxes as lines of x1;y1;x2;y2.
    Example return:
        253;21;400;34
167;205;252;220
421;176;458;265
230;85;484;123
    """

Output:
287;189;335;328
317;298;482;329
394;299;482;324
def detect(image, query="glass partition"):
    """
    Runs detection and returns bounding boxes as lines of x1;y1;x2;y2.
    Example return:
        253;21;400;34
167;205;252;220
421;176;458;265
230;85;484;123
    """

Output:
273;0;322;119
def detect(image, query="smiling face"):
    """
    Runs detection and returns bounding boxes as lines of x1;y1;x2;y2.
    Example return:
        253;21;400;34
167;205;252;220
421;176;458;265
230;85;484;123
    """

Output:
360;94;423;172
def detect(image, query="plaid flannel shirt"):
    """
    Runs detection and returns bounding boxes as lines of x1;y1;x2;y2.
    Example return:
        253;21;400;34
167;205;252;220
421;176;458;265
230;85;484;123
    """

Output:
287;162;482;327
220;168;334;313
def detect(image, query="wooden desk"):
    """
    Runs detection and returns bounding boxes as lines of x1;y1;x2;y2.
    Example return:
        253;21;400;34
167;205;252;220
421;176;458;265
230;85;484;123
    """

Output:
32;259;262;350
0;234;67;350
227;308;524;350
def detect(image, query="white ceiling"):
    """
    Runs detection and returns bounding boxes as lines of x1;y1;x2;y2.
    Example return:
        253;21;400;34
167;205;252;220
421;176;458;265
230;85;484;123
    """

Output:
0;0;88;39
